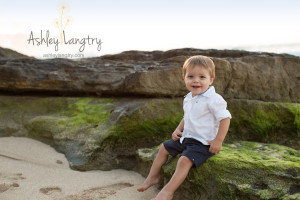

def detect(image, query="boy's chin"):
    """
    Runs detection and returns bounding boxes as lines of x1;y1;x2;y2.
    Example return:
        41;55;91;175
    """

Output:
191;92;201;97
191;90;206;96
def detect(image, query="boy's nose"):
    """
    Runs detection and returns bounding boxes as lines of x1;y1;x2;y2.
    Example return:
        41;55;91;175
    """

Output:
193;78;200;82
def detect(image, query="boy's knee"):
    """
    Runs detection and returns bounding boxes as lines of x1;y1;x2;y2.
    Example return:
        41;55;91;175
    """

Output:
160;144;169;155
178;156;193;167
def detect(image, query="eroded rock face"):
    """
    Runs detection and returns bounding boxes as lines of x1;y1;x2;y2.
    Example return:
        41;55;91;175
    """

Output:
136;142;300;200
0;48;299;102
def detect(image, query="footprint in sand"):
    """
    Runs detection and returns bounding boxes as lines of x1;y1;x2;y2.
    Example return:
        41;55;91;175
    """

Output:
0;173;25;193
39;186;64;199
63;182;134;200
40;186;62;195
0;183;19;193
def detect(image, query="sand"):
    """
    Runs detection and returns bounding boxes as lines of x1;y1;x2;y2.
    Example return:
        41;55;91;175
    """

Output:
0;137;159;200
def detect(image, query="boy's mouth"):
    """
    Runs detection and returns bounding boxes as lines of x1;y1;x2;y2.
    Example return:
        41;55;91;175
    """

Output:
192;86;201;88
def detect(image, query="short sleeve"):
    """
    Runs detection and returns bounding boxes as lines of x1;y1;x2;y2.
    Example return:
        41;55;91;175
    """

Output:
208;95;232;122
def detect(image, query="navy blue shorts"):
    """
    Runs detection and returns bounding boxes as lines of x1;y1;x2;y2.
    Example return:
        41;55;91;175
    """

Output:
163;138;214;168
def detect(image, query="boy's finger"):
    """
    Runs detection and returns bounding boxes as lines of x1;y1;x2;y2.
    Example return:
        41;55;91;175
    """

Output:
209;147;216;154
173;135;179;141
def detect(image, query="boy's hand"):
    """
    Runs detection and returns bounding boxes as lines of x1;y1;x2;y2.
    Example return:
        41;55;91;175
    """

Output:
206;139;222;154
172;129;182;141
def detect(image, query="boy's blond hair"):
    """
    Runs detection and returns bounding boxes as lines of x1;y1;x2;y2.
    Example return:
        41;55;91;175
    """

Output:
182;55;215;79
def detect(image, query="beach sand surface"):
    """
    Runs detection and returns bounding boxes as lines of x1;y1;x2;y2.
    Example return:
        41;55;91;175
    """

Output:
0;137;158;200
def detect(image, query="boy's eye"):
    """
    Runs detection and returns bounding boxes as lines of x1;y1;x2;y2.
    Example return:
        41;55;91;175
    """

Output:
200;76;206;79
188;75;193;78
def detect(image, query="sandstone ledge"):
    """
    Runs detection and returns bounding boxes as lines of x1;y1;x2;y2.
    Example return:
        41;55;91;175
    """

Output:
0;48;299;102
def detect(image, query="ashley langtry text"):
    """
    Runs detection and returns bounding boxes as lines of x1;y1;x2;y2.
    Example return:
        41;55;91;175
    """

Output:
27;30;102;52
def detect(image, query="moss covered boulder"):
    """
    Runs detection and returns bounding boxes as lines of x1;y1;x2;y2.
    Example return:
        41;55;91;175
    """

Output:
136;141;300;200
0;95;183;170
227;99;300;150
75;98;183;170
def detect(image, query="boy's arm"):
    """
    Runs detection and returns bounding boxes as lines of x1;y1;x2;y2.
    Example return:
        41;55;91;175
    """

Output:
207;118;230;154
172;119;184;141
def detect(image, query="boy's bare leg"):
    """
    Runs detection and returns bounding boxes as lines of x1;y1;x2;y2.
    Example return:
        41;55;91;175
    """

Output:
152;156;193;200
137;144;170;192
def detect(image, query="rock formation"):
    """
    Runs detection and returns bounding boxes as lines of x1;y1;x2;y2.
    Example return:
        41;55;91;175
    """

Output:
0;47;299;199
0;48;299;102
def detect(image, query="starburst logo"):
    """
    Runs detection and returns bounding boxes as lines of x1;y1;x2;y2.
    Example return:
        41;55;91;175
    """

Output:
54;1;73;45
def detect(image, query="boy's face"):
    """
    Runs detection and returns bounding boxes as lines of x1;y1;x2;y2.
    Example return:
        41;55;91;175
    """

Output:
184;65;214;97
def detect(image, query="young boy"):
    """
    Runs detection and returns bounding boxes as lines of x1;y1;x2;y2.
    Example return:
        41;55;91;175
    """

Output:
137;55;231;200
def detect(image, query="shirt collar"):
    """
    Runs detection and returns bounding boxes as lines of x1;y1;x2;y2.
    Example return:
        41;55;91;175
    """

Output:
202;86;215;97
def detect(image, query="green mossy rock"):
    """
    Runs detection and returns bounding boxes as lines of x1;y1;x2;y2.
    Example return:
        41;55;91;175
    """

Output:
0;96;115;168
228;99;300;149
136;141;300;200
0;96;183;170
0;95;299;170
84;98;183;170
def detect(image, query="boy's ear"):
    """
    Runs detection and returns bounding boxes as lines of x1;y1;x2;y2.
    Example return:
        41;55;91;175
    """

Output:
210;77;215;85
182;74;185;80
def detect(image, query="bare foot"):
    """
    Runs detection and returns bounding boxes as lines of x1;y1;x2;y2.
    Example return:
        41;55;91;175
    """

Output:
152;189;173;200
137;176;160;192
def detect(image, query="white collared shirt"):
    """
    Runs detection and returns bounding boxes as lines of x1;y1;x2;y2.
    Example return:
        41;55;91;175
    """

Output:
180;86;232;145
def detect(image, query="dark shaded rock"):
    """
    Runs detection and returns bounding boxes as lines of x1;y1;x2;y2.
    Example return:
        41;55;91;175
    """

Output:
136;142;300;200
0;57;165;97
0;48;299;102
